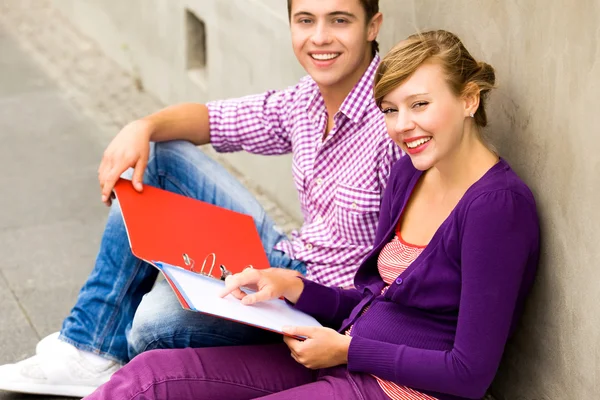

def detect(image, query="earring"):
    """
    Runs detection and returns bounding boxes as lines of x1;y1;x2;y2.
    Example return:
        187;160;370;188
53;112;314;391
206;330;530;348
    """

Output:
469;112;475;118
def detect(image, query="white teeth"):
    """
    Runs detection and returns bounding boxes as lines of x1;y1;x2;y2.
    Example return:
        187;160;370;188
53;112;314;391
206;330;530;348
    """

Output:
406;137;432;149
311;53;339;61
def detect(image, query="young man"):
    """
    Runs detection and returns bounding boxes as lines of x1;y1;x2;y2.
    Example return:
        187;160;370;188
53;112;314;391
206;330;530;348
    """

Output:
0;0;400;397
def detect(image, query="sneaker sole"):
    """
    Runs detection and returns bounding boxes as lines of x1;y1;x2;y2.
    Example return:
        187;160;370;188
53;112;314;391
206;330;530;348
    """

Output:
0;381;96;398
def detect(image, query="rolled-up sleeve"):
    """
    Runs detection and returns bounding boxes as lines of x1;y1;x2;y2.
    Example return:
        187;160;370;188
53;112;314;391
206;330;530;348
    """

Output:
207;85;298;155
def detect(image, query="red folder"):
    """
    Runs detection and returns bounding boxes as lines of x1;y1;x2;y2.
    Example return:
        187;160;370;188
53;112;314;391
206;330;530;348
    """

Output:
113;178;270;308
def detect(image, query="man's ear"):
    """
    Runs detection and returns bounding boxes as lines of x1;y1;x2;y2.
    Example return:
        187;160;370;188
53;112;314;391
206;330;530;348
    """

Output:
368;12;383;42
462;82;481;117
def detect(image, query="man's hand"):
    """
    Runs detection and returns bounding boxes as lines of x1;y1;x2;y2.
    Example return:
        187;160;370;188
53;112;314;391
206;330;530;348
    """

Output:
98;119;153;206
283;326;351;369
220;268;304;305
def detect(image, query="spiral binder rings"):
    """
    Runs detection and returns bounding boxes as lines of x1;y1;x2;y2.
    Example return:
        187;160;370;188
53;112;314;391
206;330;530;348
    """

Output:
112;178;270;309
178;251;243;282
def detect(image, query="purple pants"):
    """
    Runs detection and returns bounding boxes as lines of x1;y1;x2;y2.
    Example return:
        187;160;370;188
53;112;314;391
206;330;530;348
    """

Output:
85;344;389;400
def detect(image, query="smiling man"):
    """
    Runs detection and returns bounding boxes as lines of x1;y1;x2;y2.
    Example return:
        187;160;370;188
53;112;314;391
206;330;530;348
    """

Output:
0;0;402;397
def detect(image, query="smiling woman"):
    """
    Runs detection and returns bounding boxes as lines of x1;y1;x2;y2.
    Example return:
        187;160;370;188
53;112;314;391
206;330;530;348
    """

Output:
373;30;502;248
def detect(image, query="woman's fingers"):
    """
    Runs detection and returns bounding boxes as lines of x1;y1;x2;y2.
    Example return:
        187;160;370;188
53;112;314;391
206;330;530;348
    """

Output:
220;269;261;298
240;286;276;305
228;287;247;300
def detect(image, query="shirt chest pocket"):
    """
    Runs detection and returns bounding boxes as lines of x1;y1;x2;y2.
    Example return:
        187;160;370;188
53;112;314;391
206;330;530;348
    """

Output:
334;184;381;246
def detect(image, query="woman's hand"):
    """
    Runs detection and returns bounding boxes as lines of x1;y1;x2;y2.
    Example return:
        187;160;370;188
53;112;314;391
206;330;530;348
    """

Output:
283;326;352;369
98;119;154;206
220;268;304;305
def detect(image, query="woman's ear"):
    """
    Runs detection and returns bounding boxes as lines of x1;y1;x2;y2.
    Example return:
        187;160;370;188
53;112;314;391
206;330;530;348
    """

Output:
462;82;481;117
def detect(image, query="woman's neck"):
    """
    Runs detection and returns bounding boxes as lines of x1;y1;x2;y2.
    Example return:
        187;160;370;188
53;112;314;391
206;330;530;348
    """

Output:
428;133;499;195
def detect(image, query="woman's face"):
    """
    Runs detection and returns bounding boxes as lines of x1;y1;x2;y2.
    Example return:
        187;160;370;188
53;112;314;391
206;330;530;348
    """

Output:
380;62;472;171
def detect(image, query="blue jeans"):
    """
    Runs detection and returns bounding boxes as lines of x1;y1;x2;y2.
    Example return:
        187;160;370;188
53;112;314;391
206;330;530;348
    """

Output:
61;141;305;364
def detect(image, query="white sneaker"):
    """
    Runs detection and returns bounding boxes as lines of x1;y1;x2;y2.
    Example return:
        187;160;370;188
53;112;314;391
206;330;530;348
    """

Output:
35;332;61;355
0;334;121;397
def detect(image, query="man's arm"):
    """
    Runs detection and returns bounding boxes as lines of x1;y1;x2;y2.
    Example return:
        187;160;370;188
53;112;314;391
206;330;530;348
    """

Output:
141;103;211;145
99;82;299;204
97;102;211;204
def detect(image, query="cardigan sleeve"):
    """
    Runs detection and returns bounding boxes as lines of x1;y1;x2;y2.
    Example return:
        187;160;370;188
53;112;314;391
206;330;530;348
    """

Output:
293;279;365;329
347;190;539;399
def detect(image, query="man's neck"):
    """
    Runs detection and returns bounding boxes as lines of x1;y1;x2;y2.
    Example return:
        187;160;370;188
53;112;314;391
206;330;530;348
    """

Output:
318;54;374;137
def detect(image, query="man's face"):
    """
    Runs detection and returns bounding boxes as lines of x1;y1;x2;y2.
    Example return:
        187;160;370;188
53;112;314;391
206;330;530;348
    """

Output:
289;0;380;91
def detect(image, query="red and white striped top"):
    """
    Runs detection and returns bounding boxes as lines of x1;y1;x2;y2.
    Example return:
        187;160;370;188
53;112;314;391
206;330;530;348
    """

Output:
347;226;436;400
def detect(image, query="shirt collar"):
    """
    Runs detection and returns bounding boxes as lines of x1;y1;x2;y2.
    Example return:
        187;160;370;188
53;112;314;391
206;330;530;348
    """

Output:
339;54;380;124
306;81;325;125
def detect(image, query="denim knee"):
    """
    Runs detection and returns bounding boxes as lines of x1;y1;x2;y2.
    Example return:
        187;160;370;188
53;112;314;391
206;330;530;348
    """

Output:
149;140;201;161
149;140;215;178
127;280;183;359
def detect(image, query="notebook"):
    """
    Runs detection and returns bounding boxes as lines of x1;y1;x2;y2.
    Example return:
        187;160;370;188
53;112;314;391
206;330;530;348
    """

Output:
155;261;322;338
113;178;320;337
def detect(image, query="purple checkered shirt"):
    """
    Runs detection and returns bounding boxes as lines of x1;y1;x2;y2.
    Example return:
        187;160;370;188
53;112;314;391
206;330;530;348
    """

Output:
208;55;403;287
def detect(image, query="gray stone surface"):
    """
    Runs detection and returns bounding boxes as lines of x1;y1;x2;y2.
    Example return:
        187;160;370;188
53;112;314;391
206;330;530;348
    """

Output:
45;0;305;220
0;22;104;400
0;0;299;234
0;3;300;399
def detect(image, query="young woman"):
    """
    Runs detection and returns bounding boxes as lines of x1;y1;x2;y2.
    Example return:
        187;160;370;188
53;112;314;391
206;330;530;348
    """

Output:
85;30;540;400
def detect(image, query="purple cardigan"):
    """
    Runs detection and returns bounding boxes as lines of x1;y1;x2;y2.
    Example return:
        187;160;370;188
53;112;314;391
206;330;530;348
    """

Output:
294;156;540;399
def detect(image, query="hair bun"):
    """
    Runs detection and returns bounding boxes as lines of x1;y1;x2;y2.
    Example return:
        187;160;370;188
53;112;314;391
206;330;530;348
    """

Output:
477;61;496;87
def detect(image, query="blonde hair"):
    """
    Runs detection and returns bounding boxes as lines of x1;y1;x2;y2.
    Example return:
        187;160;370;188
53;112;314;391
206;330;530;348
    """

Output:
374;30;496;128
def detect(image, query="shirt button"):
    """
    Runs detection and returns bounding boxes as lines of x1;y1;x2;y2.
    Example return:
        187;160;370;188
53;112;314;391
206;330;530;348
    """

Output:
395;277;403;285
316;215;323;223
305;243;313;250
351;203;358;210
315;178;323;185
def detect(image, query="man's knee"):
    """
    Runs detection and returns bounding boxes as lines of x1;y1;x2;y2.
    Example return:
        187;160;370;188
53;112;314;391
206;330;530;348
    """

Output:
152;140;212;169
127;280;182;358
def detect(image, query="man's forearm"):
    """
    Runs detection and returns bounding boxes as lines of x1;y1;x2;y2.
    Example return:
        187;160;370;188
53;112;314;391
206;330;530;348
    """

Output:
141;103;211;145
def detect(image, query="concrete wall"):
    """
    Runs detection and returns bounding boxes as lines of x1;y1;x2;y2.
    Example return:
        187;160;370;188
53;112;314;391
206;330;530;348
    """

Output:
52;0;306;219
383;3;600;399
51;0;600;398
